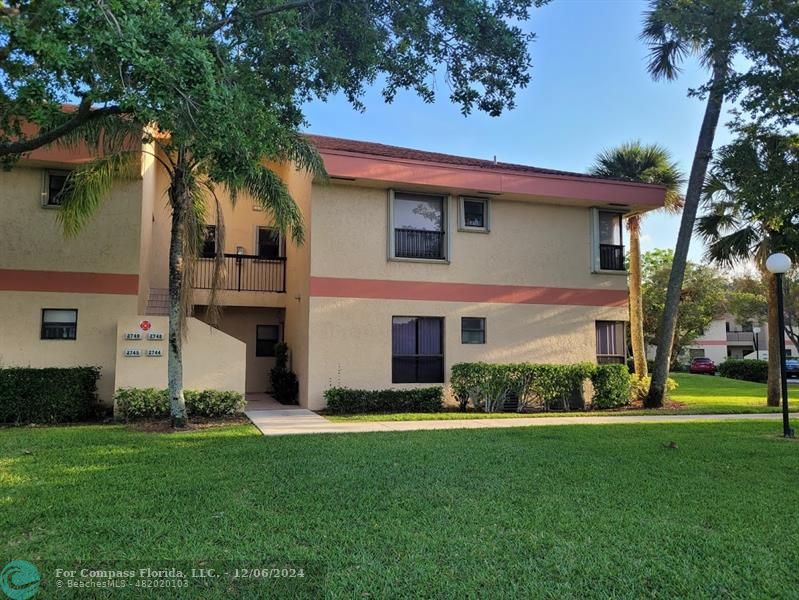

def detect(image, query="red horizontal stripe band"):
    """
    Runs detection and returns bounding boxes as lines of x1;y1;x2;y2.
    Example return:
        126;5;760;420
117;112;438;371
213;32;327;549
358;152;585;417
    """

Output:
309;276;627;307
0;269;139;295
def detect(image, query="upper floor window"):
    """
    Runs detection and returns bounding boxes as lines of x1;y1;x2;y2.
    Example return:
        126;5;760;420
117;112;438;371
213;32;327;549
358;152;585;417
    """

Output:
257;227;283;259
41;309;77;340
201;225;217;259
42;170;69;207
596;320;626;364
592;209;625;272
458;197;490;233
390;191;447;261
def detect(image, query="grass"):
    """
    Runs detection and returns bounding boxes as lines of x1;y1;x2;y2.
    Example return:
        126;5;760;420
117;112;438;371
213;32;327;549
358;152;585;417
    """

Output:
327;373;799;422
2;421;799;597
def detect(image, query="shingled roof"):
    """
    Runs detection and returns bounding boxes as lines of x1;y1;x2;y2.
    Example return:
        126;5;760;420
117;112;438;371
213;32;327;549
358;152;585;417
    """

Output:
306;134;620;183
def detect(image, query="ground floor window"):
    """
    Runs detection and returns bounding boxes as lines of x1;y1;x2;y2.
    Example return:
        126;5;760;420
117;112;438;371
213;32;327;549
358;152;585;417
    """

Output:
596;320;625;364
392;316;444;383
689;348;706;359
461;317;486;344
256;324;280;357
41;309;77;340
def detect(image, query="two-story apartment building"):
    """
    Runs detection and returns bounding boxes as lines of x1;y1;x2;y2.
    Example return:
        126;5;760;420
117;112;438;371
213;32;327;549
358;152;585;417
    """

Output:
683;316;798;363
0;134;667;409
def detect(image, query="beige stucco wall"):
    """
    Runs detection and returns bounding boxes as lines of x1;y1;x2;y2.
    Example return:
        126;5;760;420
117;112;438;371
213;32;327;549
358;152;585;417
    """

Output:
114;316;246;395
305;296;627;410
0;164;144;274
194;306;284;393
0;291;138;402
309;183;627;291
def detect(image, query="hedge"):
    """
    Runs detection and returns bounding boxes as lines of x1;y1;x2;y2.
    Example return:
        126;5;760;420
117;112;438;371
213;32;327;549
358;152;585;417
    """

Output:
0;366;100;424
718;359;768;384
590;364;631;409
451;362;598;413
114;388;245;420
324;387;443;414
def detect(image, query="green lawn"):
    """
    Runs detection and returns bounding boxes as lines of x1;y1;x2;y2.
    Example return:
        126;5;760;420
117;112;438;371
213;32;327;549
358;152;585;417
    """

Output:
328;373;799;422
2;421;799;597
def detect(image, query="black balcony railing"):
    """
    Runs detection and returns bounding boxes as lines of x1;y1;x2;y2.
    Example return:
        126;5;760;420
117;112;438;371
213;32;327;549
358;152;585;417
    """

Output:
395;228;446;260
194;254;286;292
599;244;625;271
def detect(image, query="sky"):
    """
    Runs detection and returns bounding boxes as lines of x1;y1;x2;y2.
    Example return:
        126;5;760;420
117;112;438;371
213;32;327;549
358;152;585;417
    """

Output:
302;0;738;261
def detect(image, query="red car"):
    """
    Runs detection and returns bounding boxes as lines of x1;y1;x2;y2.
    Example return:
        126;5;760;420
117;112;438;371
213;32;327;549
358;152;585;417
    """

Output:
689;357;717;375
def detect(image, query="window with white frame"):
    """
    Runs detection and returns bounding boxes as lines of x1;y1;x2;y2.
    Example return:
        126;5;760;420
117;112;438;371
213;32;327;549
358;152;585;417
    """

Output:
458;197;489;232
596;320;626;364
591;209;625;272
42;170;70;207
41;309;77;340
390;191;447;261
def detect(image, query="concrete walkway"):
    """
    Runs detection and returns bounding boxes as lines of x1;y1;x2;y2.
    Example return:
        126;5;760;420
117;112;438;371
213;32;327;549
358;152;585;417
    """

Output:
244;406;797;436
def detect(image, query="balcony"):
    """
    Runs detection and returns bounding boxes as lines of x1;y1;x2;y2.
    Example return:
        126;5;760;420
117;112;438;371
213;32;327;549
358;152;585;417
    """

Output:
394;228;446;260
727;331;755;343
194;254;286;293
599;244;625;271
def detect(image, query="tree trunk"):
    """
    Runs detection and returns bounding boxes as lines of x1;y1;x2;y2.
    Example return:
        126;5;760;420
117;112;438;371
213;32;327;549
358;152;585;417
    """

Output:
645;61;728;408
766;271;782;407
628;216;647;377
167;151;189;427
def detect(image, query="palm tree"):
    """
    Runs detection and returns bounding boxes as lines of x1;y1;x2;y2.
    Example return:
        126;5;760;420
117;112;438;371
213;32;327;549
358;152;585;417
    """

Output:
56;118;324;426
696;127;799;406
589;142;684;378
641;0;740;408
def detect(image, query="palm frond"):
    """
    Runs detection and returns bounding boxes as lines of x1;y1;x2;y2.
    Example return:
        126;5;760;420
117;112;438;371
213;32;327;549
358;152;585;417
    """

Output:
273;132;327;181
243;165;305;245
704;226;759;267
55;113;146;156
177;177;209;339
640;8;688;82
200;182;226;327
57;151;140;237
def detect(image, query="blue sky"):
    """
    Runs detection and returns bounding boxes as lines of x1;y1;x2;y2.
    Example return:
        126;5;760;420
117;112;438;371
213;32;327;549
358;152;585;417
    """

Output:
303;0;737;261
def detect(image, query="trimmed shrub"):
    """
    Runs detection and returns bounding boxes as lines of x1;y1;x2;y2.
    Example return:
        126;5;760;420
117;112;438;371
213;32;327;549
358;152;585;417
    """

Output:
719;359;768;383
185;390;245;417
324;387;443;414
0;366;100;424
450;362;596;413
270;342;299;405
590;364;631;409
115;388;244;420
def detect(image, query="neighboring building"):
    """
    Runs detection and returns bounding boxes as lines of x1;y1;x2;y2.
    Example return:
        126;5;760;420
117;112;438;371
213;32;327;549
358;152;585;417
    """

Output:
683;316;798;363
0;134;666;409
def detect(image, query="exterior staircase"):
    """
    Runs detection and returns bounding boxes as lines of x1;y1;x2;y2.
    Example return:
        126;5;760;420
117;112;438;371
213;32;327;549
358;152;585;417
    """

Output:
145;288;170;316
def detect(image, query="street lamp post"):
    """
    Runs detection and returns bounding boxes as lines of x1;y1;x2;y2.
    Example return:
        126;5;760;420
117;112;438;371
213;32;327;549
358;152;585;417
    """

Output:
766;253;794;438
753;326;761;359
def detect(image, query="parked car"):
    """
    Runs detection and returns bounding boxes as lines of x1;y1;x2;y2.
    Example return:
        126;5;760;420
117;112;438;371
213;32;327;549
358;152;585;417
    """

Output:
785;358;799;379
689;357;717;375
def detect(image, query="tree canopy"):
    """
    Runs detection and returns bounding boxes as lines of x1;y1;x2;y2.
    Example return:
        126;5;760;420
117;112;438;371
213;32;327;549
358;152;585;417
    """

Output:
641;249;726;361
0;0;548;164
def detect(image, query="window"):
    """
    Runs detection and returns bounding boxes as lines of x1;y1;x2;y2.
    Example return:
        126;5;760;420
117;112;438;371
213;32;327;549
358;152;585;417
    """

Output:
201;225;217;258
42;170;69;207
392;317;444;383
256;325;280;357
391;191;446;260
596;321;625;364
592;209;625;271
257;227;283;259
41;309;77;340
461;317;486;344
458;197;489;232
689;349;706;359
